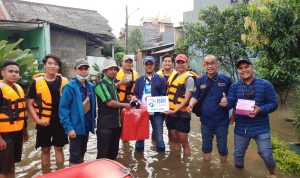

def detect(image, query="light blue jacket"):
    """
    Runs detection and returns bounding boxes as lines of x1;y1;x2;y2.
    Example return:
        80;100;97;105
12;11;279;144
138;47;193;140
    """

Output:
59;78;96;135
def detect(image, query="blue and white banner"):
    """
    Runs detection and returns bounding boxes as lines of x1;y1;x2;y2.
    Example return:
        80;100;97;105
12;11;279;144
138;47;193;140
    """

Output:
146;96;169;112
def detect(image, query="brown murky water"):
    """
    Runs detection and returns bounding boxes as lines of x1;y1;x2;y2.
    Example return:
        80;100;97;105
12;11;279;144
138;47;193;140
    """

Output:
16;106;299;178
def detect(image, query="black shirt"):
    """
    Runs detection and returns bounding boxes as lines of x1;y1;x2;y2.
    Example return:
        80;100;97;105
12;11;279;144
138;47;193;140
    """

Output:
27;76;61;127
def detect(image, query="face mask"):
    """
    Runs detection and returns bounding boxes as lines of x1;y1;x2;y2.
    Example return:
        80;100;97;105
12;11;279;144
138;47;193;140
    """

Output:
76;74;89;81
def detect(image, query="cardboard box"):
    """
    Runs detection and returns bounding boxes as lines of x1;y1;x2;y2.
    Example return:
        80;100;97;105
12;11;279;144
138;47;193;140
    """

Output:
235;99;255;116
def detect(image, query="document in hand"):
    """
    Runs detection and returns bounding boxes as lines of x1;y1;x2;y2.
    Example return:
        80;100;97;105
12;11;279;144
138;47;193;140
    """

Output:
235;99;255;116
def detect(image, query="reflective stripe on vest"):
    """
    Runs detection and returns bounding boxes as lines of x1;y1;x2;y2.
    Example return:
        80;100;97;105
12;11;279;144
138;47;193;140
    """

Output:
116;68;138;102
0;82;26;133
167;71;193;112
33;75;68;123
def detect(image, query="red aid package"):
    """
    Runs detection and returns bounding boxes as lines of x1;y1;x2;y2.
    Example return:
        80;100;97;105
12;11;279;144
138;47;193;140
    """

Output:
121;106;149;141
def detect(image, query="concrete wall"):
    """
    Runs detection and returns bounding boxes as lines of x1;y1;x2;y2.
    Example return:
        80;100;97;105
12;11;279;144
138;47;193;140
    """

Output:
50;29;86;78
183;0;237;23
86;45;101;57
0;27;46;62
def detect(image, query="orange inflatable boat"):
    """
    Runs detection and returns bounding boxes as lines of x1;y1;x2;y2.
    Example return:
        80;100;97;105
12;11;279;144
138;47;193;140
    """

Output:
36;159;133;178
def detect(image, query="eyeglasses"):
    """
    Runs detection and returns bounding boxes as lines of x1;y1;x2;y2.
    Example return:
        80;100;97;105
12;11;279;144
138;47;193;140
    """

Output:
203;62;217;67
242;83;254;99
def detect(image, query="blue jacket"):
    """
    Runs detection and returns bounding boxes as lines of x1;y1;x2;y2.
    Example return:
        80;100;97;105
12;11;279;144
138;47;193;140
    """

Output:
134;73;167;115
59;78;96;135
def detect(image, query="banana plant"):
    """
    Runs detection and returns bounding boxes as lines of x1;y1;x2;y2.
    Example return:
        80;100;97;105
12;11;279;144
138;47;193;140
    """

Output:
0;39;38;89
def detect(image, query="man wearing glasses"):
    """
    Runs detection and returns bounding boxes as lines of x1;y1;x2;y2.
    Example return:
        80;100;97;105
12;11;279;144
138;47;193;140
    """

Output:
221;59;278;178
188;54;232;161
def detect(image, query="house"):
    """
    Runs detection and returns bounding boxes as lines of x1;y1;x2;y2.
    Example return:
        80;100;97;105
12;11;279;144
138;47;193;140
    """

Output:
0;0;116;77
119;16;174;49
183;0;250;23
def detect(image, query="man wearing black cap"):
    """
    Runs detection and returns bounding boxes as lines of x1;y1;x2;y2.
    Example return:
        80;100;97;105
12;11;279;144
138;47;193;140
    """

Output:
222;59;278;178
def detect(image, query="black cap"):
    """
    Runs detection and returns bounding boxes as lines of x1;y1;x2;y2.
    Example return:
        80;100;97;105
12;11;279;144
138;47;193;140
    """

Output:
236;59;252;68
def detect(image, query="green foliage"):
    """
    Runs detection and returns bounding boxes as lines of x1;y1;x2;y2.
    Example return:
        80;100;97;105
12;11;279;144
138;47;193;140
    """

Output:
174;38;189;55
293;86;300;138
0;39;37;89
102;44;125;58
128;27;143;54
244;0;300;105
115;52;125;60
182;2;249;81
272;136;300;175
92;63;104;80
115;51;125;66
59;60;71;79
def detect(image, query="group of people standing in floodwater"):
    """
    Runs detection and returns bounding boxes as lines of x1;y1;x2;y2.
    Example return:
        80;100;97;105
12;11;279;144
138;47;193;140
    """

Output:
0;53;278;178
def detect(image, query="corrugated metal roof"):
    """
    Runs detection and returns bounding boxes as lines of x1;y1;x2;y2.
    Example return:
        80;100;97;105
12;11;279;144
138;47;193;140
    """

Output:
151;46;174;54
3;0;115;41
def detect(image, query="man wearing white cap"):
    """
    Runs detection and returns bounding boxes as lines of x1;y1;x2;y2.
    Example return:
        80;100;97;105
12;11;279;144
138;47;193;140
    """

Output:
95;58;132;159
115;55;138;103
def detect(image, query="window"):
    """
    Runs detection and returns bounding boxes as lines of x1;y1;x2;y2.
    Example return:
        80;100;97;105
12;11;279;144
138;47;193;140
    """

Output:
231;0;238;3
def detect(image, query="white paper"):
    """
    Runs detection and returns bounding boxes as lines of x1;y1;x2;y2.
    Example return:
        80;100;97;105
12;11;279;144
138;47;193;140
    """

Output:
146;96;169;112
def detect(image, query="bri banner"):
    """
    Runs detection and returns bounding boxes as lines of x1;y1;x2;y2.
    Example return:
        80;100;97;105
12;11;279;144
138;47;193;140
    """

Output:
146;96;169;112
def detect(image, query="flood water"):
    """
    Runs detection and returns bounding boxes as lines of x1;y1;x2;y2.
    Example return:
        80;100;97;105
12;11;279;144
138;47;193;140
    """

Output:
16;106;299;178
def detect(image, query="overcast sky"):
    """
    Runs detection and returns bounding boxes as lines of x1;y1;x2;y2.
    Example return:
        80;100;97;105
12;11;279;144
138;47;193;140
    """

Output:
26;0;194;37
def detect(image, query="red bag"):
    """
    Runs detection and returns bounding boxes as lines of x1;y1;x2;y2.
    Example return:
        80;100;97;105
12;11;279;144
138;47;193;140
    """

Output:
121;106;149;141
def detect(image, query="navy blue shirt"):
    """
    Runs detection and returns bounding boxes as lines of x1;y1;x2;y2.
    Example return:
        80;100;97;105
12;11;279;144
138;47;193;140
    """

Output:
75;79;92;133
227;78;278;137
192;73;232;126
134;73;167;115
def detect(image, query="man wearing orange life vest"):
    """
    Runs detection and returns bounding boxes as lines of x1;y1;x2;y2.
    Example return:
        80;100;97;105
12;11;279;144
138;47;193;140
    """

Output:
115;55;138;103
27;54;68;172
164;54;195;156
0;61;28;178
157;54;177;143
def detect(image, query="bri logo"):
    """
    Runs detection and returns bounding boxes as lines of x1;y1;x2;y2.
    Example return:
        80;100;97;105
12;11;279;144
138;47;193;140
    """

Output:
147;98;156;108
157;98;166;104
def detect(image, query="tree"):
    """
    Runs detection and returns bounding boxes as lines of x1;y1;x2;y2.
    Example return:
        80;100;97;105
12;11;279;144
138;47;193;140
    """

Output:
174;38;189;55
128;27;143;54
182;3;249;81
243;0;300;105
101;44;125;58
0;39;37;89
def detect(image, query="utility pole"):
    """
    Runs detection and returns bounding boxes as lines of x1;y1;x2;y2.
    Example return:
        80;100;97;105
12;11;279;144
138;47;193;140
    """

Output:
125;5;128;54
125;6;139;54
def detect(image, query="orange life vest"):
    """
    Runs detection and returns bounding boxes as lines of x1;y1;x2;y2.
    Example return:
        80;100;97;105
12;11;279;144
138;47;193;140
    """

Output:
0;82;26;133
116;68;138;102
167;71;198;112
157;69;177;85
33;74;68;123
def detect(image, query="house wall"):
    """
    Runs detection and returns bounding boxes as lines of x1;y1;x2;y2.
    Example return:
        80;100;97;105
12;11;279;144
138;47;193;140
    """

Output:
0;27;46;62
183;0;238;23
51;29;86;60
86;45;101;56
